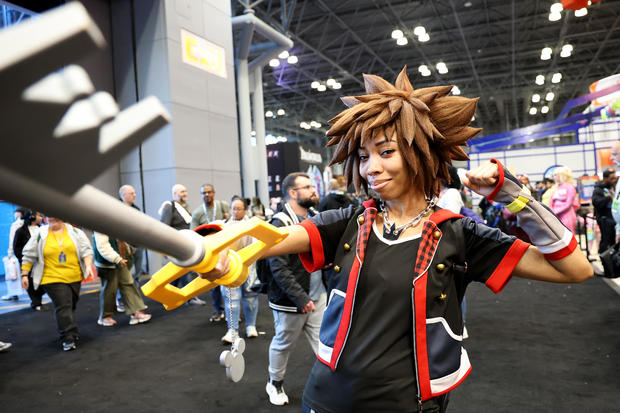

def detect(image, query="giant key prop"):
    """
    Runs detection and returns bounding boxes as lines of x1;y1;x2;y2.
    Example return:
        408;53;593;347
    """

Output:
0;3;288;382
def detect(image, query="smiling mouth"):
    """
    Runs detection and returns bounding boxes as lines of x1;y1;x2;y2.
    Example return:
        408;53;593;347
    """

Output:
369;180;390;190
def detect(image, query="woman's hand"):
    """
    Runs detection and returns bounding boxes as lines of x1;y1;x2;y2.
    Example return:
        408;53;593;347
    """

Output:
200;248;230;282
462;162;500;197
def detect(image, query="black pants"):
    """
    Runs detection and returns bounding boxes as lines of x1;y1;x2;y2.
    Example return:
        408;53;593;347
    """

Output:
597;217;616;254
43;282;81;343
26;273;45;307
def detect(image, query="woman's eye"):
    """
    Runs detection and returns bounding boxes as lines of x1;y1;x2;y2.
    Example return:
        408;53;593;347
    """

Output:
359;153;368;161
381;149;395;156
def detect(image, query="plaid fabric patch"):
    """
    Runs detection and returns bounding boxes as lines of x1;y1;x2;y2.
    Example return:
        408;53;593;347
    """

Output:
356;208;377;261
414;221;441;278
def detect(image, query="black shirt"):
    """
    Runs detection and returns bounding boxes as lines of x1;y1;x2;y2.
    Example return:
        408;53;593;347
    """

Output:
304;225;438;413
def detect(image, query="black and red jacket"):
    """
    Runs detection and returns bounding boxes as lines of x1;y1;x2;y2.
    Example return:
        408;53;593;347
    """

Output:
297;199;530;402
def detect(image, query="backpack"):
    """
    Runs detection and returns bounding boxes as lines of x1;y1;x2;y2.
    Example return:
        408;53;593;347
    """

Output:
251;212;294;294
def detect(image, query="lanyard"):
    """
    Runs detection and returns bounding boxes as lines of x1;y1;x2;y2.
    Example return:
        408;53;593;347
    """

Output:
52;229;65;250
203;201;217;222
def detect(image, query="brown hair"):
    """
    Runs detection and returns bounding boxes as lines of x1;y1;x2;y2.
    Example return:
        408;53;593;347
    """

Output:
326;66;481;197
282;172;310;200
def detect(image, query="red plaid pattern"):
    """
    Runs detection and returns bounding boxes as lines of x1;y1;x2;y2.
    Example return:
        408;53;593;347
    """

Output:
414;221;440;278
356;208;378;260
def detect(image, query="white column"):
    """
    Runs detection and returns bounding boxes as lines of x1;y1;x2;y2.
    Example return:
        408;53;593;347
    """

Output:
252;68;269;205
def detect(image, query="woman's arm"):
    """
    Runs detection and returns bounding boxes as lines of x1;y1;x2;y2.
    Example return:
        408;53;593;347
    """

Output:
261;225;310;258
550;185;577;216
463;161;592;284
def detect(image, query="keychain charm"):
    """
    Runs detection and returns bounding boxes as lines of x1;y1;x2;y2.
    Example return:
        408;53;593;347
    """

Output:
219;337;246;382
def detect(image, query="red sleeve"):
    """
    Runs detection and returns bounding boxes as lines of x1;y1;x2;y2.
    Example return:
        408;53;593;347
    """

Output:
298;220;325;272
485;239;530;293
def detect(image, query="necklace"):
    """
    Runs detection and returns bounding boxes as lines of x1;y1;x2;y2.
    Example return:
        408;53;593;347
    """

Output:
52;228;67;263
380;197;437;240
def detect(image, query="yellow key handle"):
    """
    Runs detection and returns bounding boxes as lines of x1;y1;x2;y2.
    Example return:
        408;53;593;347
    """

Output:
141;217;288;310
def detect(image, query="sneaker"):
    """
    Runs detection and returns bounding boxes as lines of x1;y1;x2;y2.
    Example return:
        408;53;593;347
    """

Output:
246;326;258;338
1;295;18;301
209;311;225;322
32;305;42;311
97;317;117;327
129;312;152;325
62;341;76;352
462;326;469;340
221;329;238;344
266;380;289;405
189;297;207;305
116;302;125;313
0;341;12;352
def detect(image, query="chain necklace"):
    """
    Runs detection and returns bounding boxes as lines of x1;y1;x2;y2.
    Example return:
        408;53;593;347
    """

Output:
380;197;437;240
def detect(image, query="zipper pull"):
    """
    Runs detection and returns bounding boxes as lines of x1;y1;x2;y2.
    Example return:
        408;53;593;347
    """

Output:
418;396;423;412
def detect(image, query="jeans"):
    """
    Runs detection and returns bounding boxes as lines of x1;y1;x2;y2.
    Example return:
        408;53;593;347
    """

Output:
26;272;44;307
211;285;224;313
132;247;145;280
43;281;81;343
99;266;147;318
268;293;326;382
222;280;259;330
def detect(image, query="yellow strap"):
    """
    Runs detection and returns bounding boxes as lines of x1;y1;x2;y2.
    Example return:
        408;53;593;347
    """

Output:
506;195;530;213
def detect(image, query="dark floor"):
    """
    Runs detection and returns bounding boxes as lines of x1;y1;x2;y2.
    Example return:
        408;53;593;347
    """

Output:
0;275;618;412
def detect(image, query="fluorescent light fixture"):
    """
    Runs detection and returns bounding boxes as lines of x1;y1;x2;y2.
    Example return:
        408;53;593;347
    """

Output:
418;32;430;42
552;73;562;83
575;8;587;17
436;62;448;74
391;29;404;39
277;109;285;116
265;110;274;117
413;26;426;36
287;55;298;64
532;94;541;103
396;37;408;46
548;12;562;21
452;86;461;95
541;106;549;114
311;81;320;89
326;78;336;86
269;59;280;67
529;107;538;115
278;50;289;59
536;74;545;85
317;84;327;92
546;92;555;101
332;82;342;90
550;3;563;13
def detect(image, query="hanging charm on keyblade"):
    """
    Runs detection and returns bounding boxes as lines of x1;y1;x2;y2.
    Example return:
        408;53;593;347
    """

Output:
220;337;246;382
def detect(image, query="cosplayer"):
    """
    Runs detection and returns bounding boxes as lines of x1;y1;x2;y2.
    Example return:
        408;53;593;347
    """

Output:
202;67;592;412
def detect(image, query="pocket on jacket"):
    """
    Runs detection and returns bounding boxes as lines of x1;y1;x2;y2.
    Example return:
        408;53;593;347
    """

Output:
318;289;346;364
425;317;462;380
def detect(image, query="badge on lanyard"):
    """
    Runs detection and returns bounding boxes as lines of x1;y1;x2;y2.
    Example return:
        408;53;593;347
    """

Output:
58;252;67;264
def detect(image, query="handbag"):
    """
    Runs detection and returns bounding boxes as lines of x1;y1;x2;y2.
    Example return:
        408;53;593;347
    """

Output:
599;243;620;278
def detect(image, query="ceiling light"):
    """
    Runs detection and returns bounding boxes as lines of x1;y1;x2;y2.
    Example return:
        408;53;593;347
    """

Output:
315;123;322;128
413;26;426;36
551;73;562;83
277;109;285;116
532;94;541;103
278;50;289;59
548;12;562;21
575;8;587;17
265;110;274;117
287;55;298;64
300;122;309;129
541;106;549;114
550;3;563;13
326;78;336;86
418;64;429;73
562;44;573;52
436;62;448;74
464;1;472;7
396;37;408;46
332;82;342;90
452;86;461;95
391;29;403;39
317;84;327;92
529;107;538;115
311;81;320;89
535;74;545;85
418;32;430;42
310;121;319;128
269;59;280;67
546;92;555;101
251;130;256;136
421;70;431;77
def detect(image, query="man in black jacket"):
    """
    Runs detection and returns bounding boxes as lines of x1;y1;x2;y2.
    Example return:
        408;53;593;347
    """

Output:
592;168;617;254
265;172;326;406
318;177;353;212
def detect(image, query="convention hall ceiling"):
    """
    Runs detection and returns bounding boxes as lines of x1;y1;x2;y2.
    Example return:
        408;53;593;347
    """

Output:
232;0;620;147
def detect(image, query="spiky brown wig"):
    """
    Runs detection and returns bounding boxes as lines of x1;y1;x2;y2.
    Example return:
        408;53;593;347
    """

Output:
326;66;481;197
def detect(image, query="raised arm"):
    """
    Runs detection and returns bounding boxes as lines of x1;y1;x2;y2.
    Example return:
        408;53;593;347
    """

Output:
463;160;592;283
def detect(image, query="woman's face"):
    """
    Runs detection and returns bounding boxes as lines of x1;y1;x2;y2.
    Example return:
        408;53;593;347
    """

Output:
553;173;562;184
231;199;246;220
47;217;64;230
358;134;411;201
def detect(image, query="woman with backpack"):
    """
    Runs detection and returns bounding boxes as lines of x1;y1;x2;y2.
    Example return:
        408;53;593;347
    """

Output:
202;67;592;412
